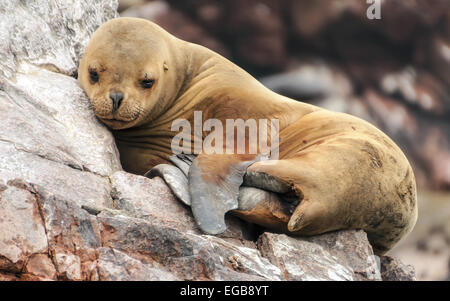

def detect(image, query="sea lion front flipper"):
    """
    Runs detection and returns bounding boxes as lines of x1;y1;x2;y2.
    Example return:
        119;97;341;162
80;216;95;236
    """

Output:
145;154;196;206
189;154;260;235
145;164;191;206
168;154;195;177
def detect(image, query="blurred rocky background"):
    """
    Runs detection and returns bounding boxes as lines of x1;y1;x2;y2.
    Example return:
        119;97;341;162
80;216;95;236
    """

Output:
119;0;450;280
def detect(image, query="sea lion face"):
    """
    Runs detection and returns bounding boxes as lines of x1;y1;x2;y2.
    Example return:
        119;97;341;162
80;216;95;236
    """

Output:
78;18;171;130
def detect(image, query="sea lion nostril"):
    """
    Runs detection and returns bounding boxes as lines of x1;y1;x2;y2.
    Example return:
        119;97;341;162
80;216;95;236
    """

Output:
110;92;124;111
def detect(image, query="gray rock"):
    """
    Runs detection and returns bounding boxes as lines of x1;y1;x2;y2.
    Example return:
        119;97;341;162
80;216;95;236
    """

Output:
257;231;382;281
97;208;282;280
260;61;353;100
97;248;180;281
0;62;121;179
0;0;118;78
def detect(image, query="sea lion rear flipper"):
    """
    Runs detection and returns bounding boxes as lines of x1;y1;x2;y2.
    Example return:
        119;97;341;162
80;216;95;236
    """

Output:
189;154;260;235
235;186;294;231
246;159;330;235
145;154;196;206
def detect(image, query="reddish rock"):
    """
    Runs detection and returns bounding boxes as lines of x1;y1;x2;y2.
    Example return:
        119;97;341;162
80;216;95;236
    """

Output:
380;67;450;116
166;0;226;32
0;181;48;274
24;254;57;280
226;0;287;69
166;0;288;70
0;273;20;281
380;256;416;281
288;0;363;38
429;35;450;88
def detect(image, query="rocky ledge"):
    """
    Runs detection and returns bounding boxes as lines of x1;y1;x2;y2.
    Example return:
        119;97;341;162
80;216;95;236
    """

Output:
0;0;414;281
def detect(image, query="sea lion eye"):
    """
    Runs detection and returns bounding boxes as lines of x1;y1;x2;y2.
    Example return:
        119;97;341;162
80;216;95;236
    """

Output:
89;70;99;83
141;79;155;89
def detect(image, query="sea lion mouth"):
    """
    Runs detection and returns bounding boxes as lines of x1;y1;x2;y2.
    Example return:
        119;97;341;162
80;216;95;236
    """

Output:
98;116;139;130
96;112;140;123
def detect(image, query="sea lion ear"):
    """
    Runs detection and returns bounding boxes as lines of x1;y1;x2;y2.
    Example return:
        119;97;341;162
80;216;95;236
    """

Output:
163;62;169;71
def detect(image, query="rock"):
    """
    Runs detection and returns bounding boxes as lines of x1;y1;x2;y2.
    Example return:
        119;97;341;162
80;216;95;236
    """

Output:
97;248;179;281
0;181;48;274
117;0;146;12
55;253;82;281
429;35;450;87
0;69;122;177
36;183;104;280
0;0;118;78
0;0;118;281
379;67;450;116
260;60;353;100
96;212;279;280
225;0;287;70
257;231;381;281
23;254;58;281
0;0;122;199
166;0;226;35
288;0;364;39
380;256;416;281
0;273;20;281
166;0;288;70
372;0;449;42
0;77;118;190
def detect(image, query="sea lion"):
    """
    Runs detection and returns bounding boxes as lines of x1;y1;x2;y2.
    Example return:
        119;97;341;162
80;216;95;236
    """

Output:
78;17;418;254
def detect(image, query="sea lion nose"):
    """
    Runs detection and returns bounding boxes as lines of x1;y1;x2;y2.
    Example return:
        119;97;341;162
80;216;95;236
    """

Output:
109;91;124;112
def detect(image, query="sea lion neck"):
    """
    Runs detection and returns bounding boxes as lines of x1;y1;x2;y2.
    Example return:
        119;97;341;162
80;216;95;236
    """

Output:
169;39;212;107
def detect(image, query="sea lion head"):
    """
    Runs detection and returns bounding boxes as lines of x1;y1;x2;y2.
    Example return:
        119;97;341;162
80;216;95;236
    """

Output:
78;18;177;130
